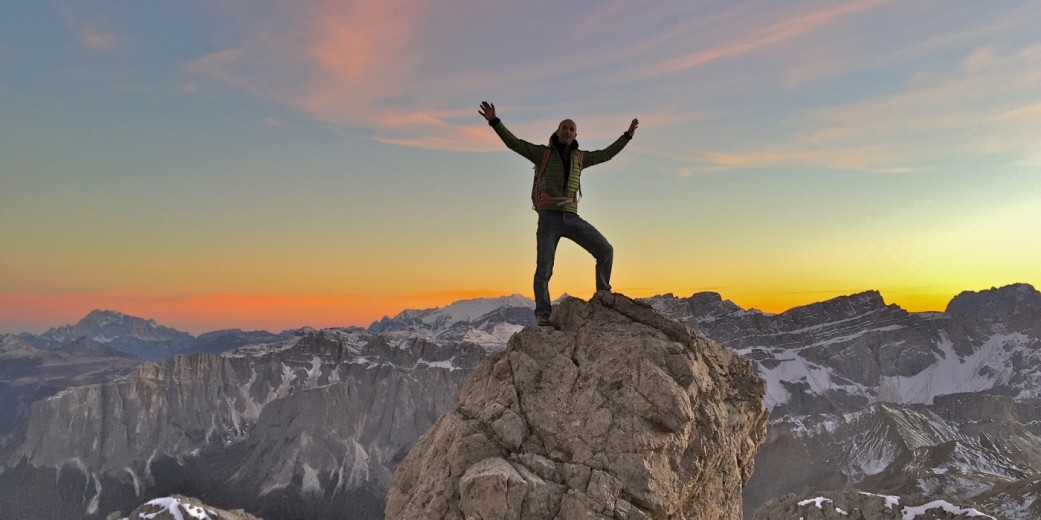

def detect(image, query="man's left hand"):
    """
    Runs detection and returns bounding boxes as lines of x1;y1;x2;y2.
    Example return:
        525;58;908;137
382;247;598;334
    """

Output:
627;118;639;137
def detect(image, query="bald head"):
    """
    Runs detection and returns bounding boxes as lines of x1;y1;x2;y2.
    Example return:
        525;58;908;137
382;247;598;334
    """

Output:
555;119;577;145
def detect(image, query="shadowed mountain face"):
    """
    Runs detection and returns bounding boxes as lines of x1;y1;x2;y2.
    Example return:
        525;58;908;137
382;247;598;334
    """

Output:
0;284;1037;519
0;336;143;459
1;326;487;519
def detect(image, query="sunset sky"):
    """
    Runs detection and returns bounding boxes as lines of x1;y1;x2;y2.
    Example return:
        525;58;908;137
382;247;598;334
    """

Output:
2;1;1039;335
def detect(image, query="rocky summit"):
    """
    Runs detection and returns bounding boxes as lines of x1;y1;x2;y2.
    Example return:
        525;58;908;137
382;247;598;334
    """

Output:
385;292;769;520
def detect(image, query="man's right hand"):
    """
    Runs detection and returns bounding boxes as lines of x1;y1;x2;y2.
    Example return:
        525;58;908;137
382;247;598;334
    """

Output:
479;101;496;122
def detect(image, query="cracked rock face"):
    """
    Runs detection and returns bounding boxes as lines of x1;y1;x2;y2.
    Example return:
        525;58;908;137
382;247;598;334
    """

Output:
385;292;768;520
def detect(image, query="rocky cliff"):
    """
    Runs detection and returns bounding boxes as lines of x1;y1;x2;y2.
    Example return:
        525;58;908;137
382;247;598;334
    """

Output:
644;284;1041;518
386;292;768;520
1;328;485;519
0;336;143;459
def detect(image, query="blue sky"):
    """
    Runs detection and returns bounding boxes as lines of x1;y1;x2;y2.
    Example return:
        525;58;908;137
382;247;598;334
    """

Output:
2;1;1039;333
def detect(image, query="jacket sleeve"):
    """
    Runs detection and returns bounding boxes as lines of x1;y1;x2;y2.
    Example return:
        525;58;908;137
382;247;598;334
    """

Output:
579;133;632;168
489;118;543;164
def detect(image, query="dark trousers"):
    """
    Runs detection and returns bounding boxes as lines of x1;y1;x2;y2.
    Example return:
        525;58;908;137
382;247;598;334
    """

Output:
534;210;613;317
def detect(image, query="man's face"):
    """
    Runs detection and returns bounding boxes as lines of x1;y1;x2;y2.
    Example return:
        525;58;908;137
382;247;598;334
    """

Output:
556;119;577;145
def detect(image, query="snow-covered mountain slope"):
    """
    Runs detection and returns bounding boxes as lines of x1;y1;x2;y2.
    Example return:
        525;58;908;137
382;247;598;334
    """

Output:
644;285;1041;518
3;284;1038;519
753;489;997;519
645;284;1041;415
744;398;1041;517
368;294;534;348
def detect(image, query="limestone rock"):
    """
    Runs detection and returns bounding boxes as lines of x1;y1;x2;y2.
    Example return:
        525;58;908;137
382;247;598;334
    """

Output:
386;292;768;520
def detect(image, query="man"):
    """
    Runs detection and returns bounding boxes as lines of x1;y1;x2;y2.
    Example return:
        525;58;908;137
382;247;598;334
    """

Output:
479;101;639;326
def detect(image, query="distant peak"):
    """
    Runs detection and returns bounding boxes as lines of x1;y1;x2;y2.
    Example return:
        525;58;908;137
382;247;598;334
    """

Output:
946;283;1041;317
690;292;724;303
79;309;161;327
783;290;891;319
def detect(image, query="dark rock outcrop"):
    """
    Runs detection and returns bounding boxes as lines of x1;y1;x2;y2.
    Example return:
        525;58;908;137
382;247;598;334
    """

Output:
946;283;1041;318
386;292;768;519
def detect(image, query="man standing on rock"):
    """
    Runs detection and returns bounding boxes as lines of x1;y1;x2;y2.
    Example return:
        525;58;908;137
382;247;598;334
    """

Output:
479;101;638;326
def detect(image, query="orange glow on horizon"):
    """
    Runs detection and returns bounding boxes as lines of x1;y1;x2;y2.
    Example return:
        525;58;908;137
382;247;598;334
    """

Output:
0;285;969;337
0;288;513;335
727;291;952;315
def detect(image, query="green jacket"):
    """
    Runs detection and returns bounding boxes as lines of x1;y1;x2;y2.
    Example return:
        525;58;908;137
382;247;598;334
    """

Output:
490;118;631;213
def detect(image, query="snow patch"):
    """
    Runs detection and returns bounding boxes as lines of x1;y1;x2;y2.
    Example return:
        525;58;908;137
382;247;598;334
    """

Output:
417;358;461;371
418;295;533;327
301;464;322;494
753;354;866;408
798;497;832;509
305;355;322;387
86;472;101;515
858;491;900;509
225;336;303;358
877;332;1028;404
125;467;142;497
136;496;212;520
901;500;994;519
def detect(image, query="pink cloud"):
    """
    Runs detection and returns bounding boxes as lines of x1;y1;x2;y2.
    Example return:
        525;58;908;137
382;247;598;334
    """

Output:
186;0;457;142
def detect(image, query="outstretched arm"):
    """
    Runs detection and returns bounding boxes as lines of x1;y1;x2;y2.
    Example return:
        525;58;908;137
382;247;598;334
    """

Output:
479;101;541;163
583;117;640;167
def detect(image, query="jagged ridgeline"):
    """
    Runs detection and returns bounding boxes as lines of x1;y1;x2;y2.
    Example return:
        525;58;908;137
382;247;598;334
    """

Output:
1;284;1039;519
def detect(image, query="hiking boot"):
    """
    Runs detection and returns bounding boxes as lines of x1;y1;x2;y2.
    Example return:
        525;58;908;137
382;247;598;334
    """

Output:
536;314;553;327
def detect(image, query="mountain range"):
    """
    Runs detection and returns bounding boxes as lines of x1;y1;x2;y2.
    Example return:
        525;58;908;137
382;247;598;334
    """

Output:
0;284;1037;519
16;309;285;360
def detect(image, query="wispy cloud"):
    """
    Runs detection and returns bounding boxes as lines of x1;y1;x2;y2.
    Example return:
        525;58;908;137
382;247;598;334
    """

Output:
58;8;119;51
628;1;889;80
694;41;1041;173
185;1;431;126
182;0;1040;172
